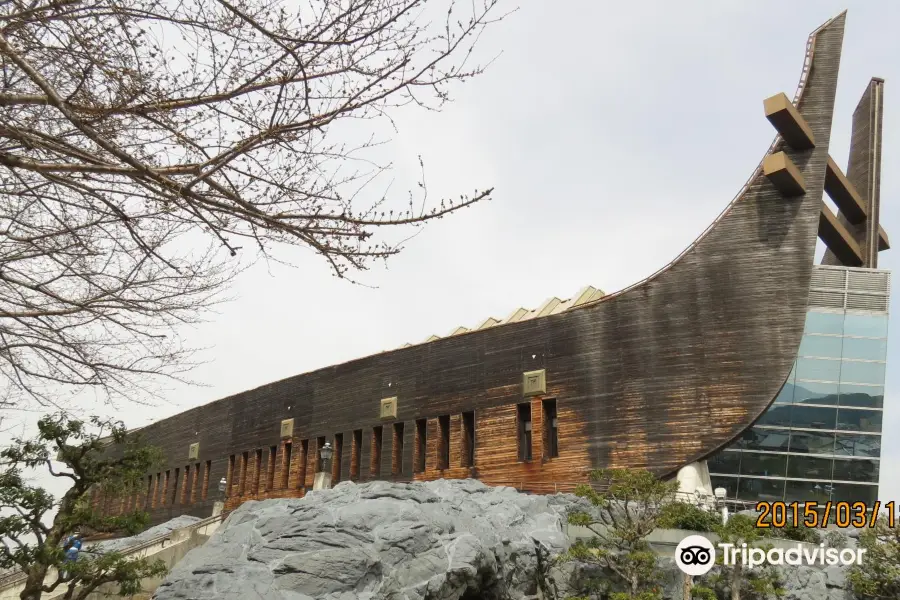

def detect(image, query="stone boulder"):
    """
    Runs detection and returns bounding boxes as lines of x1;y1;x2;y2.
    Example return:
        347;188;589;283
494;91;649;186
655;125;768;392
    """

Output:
152;479;571;600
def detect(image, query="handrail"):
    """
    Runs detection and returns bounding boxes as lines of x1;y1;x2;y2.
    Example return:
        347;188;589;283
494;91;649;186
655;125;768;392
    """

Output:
0;514;224;590
580;13;839;310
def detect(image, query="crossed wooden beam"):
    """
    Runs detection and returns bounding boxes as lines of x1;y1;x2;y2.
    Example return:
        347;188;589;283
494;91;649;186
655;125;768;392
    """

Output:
762;85;889;267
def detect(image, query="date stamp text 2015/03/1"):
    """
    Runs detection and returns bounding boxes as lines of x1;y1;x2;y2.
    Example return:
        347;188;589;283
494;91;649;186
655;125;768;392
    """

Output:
754;501;896;529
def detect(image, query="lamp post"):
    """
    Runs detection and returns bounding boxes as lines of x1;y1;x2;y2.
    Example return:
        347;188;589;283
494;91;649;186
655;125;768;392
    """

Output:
313;442;334;491
212;477;228;518
714;487;728;525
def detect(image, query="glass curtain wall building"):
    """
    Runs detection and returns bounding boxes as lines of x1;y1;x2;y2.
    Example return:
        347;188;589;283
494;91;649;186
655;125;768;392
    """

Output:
709;265;891;505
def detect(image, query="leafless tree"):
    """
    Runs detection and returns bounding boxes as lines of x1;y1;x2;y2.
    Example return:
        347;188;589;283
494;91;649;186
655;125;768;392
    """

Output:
0;0;508;407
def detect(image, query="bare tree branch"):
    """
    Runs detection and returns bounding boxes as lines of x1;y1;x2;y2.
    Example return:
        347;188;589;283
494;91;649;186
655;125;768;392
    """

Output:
0;0;509;408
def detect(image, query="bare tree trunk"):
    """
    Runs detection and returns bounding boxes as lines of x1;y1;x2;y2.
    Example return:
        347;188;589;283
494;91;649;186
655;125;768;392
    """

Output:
682;572;693;599
730;563;742;600
20;567;47;600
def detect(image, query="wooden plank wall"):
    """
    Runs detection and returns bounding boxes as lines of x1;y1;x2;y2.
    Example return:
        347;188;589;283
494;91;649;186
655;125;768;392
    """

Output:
97;15;847;525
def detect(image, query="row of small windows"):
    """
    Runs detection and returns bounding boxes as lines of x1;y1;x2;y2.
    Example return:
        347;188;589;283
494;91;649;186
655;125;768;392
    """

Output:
115;400;561;510
220;400;561;498
709;450;879;483
99;461;213;513
711;475;878;505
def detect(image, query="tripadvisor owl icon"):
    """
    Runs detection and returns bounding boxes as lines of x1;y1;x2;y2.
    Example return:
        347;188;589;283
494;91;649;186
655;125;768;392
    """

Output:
675;535;716;576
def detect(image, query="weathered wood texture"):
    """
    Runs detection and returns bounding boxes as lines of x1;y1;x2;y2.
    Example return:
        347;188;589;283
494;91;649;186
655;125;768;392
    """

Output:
822;77;885;267
103;15;846;524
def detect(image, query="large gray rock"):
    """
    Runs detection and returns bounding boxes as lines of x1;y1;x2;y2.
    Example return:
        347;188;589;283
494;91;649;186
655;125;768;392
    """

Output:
153;479;571;600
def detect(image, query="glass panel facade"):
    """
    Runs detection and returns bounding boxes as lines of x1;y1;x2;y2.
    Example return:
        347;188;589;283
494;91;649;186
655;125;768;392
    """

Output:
841;337;887;361
737;428;790;451
710;475;738;499
840;360;886;385
839;384;884;408
799;335;843;358
756;405;792;427
831;483;878;505
784;480;832;504
791;405;837;429
837;409;882;433
786;455;833;480
834;433;880;457
707;287;887;506
805;311;844;335
738;477;785;502
788;430;834;454
740;453;786;477
797;357;841;382
832;459;879;483
843;313;888;338
773;367;796;404
708;450;741;474
793;381;839;406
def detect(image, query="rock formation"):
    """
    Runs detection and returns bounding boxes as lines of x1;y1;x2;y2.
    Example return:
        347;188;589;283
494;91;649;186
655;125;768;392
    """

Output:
153;479;569;600
152;480;857;600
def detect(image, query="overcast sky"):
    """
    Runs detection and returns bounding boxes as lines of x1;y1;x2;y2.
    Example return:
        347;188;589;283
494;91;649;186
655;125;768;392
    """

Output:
7;2;900;503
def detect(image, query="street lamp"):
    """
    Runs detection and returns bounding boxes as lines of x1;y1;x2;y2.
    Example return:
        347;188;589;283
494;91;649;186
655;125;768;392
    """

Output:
320;442;334;462
313;442;334;491
211;477;228;519
714;487;728;525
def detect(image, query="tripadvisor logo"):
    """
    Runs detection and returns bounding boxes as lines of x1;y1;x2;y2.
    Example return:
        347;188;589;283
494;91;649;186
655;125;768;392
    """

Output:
674;534;867;575
675;535;716;576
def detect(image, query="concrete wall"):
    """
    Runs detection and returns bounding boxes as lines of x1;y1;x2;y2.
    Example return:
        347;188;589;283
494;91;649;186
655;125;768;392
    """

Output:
0;519;221;600
68;521;220;600
565;523;825;558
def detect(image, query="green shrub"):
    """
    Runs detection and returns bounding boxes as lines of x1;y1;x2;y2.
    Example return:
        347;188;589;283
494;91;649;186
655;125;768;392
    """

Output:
657;502;721;532
768;523;822;544
824;529;847;548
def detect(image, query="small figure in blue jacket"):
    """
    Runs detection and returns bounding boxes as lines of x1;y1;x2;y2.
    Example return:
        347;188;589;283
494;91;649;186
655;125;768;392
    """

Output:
61;533;82;579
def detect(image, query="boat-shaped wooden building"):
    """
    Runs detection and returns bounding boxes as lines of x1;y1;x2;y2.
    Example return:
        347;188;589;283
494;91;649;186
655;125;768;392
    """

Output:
96;12;892;523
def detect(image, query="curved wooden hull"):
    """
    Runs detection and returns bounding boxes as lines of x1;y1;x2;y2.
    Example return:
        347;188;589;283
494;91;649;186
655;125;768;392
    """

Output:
111;15;848;521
